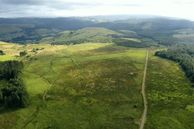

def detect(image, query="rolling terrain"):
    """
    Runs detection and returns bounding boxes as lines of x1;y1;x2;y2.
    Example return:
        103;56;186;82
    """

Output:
0;42;146;129
40;27;122;44
1;40;193;129
0;16;194;129
1;16;194;46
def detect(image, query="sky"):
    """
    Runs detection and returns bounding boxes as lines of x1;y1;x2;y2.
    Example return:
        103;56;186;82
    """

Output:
0;0;194;20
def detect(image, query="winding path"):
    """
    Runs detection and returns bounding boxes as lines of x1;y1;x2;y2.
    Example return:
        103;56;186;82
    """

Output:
139;50;149;129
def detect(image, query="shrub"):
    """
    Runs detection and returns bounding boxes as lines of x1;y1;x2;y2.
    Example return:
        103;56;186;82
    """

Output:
19;51;27;57
0;50;5;55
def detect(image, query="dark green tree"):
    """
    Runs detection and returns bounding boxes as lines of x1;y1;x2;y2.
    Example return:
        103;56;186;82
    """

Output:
0;61;28;108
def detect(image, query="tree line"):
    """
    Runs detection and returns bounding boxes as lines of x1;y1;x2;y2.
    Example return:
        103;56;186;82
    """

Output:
155;45;194;86
0;61;28;108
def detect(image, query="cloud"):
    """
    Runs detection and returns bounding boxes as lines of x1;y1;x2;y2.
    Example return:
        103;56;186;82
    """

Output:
0;0;193;20
0;0;43;5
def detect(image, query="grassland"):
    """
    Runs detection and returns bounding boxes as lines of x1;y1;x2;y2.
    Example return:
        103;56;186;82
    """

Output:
40;27;122;44
0;42;19;61
145;51;194;129
0;42;147;129
2;41;194;129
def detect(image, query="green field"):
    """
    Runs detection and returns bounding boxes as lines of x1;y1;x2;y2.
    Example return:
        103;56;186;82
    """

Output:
40;27;121;44
0;43;147;129
1;41;194;129
145;51;194;129
0;55;15;61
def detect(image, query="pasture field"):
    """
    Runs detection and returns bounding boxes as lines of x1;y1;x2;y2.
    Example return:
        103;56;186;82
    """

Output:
145;51;194;129
0;42;147;129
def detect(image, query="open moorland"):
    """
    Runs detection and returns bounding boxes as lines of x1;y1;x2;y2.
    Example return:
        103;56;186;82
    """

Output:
1;16;194;129
0;42;147;129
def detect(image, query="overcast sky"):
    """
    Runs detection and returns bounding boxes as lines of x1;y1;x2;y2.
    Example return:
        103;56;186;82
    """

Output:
0;0;194;20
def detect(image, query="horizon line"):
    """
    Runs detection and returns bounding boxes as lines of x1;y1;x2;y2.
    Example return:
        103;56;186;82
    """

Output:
0;14;192;21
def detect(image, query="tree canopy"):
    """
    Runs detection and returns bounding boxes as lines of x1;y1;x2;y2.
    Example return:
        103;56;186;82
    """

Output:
0;61;28;108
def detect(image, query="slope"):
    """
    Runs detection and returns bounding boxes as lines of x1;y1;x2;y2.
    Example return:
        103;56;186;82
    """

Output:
40;27;122;44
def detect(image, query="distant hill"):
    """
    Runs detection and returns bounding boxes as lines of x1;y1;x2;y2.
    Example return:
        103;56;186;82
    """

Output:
0;16;194;45
40;27;122;44
0;18;95;43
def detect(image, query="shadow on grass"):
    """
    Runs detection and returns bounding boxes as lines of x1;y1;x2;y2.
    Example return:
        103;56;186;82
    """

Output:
0;106;22;115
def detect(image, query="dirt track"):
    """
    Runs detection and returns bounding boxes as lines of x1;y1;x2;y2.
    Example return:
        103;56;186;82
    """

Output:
139;50;149;129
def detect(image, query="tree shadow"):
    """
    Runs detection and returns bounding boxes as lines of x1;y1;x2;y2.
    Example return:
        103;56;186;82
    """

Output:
0;107;20;115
